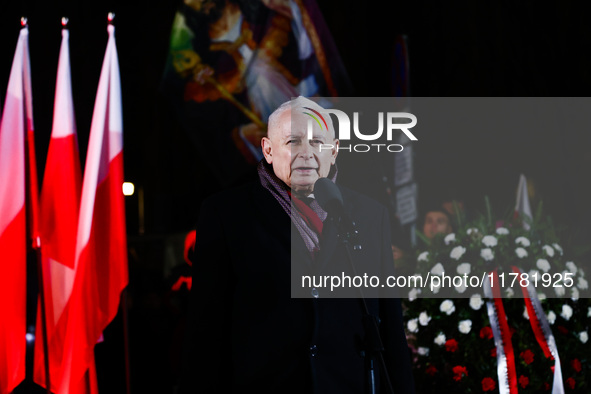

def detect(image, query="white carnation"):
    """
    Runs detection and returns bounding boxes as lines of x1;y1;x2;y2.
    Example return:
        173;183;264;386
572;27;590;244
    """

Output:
417;251;429;262
537;292;547;301
407;318;419;333
458;319;472;334
565;261;577;274
444;233;456;245
505;287;514;297
482;235;498;247
543;245;555;257
469;294;484;310
431;262;444;276
555;285;566;297
515;236;531;247
579;268;585;278
515;247;528;258
560;304;573;320
450;246;466;260
480;248;494;261
523;306;529;320
536;259;551;272
408;288;420;301
553;243;563;255
579;331;588;344
440;299;455;315
571;287;579;301
434;332;446;346
577;277;588;290
455;283;467;294
467;228;479;235
528;269;540;279
419;311;431;326
432;283;441;294
457;263;471;275
417;347;430;356
547;310;556;324
496;227;509;235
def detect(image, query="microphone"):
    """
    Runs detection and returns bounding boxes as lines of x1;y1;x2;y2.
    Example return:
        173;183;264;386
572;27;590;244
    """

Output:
313;177;344;217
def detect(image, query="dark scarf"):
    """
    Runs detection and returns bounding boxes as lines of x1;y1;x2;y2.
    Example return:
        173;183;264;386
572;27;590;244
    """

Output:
258;160;337;256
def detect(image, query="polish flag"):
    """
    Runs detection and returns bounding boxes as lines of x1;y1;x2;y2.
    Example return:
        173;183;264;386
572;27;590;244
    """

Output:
57;23;128;393
0;25;37;394
514;173;533;230
33;26;98;393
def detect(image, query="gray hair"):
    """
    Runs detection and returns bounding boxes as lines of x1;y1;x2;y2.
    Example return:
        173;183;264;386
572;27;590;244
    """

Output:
267;96;335;139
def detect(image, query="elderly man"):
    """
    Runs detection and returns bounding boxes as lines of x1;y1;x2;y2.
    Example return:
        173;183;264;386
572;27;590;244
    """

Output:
180;97;414;394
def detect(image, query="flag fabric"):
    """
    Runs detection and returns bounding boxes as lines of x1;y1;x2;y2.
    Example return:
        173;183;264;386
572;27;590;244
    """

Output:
0;26;36;394
33;27;97;393
514;173;533;230
56;23;128;393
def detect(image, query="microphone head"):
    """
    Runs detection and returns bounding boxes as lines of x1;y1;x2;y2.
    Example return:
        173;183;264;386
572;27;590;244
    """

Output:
313;178;344;216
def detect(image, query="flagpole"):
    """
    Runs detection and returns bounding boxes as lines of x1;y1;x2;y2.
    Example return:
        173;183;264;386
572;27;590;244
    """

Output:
33;238;51;394
20;15;51;393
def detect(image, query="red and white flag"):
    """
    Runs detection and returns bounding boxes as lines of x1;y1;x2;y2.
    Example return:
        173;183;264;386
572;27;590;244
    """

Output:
33;27;98;393
0;25;38;394
514;173;533;230
57;23;128;393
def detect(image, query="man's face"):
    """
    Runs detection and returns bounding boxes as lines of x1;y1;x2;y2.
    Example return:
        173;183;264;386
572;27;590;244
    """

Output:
262;110;338;197
423;211;452;239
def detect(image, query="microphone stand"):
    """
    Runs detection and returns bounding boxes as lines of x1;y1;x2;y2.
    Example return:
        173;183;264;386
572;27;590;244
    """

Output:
336;216;395;394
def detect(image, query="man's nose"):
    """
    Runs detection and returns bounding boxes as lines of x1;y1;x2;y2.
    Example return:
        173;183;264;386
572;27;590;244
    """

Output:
297;141;315;158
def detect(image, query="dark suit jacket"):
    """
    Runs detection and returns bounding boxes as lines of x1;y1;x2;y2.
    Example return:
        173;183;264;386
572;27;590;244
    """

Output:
179;179;415;394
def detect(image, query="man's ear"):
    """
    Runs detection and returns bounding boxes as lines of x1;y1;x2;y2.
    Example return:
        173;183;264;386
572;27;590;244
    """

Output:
261;137;273;164
331;139;339;164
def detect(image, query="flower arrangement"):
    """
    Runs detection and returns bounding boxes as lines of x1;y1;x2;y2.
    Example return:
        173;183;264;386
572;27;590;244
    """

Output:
402;199;591;393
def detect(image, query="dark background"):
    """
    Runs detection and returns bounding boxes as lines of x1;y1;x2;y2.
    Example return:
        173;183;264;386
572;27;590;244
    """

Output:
2;1;590;393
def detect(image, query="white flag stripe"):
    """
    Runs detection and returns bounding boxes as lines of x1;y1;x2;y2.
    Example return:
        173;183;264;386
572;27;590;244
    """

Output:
52;30;76;138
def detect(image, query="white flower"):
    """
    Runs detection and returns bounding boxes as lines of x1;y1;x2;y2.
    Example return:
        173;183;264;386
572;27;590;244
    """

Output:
577;277;588;290
440;299;455;315
560;304;573;320
434;332;446;346
536;259;551;272
444;233;456;245
547;310;556;325
419;311;431;326
542;245;555;257
430;262;444;276
455;284;467;294
588;307;591;317
505;287;514;297
417;251;429;262
458;320;472;334
555;285;566;297
457;263;471;275
579;331;588;344
496;227;509;235
553;243;563;255
523;306;529;320
482;235;498;247
529;269;540;279
565;261;577;274
480;248;494;261
579;268;585;278
432;283;441;294
571;287;580;301
408;288;420;301
450;246;466;260
417;347;430;356
467;228;479;235
515;247;528;258
537;292;547;301
407;318;419;333
515;236;531;247
469;294;484;310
